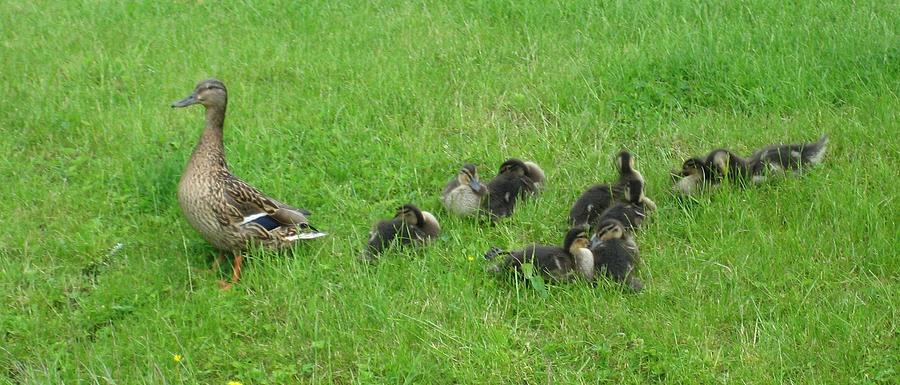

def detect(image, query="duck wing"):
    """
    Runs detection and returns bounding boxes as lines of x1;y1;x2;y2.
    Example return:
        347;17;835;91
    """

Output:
221;174;319;232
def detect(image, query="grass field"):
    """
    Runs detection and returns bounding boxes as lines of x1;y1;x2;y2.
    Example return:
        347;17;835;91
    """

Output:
1;0;898;383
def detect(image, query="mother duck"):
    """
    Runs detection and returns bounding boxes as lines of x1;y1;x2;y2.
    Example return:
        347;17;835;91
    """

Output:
172;79;326;289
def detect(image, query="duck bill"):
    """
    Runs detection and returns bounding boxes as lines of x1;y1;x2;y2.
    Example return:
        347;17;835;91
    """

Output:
171;93;198;108
469;179;483;192
589;234;600;249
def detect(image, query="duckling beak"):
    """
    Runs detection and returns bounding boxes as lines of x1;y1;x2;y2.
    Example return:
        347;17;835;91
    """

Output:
469;179;483;192
589;234;600;249
171;93;199;108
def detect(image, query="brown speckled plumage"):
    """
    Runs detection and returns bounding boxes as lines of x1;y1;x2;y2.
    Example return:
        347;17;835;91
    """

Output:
173;79;325;287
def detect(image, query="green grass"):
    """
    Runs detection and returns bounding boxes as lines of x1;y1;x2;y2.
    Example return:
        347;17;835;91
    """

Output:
1;0;897;383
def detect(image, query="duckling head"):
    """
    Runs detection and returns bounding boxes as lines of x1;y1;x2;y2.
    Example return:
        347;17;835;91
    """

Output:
563;226;591;255
589;219;625;248
498;158;528;176
457;164;484;193
172;79;228;109
672;157;706;195
625;179;645;204
395;204;426;226
396;204;441;237
615;151;636;176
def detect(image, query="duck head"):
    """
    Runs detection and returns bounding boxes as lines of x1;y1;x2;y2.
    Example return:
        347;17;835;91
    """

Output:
395;204;426;226
615;151;636;175
564;226;591;255
172;79;228;109
589;219;625;249
457;164;483;193
498;158;528;176
626;179;645;204
672;157;707;195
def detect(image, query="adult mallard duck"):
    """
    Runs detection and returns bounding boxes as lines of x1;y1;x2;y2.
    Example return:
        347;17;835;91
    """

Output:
172;79;326;289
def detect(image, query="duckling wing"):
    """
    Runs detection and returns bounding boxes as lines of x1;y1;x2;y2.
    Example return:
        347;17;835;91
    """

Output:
485;175;527;217
519;175;538;197
441;178;461;198
366;220;399;255
592;241;636;282
524;245;577;281
753;136;828;172
569;184;613;226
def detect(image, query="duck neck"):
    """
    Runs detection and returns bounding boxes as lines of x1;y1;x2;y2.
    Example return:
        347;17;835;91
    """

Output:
189;105;228;170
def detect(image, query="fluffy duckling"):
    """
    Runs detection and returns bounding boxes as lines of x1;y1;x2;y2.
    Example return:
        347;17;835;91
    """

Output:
597;180;648;233
589;219;643;292
569;151;655;226
752;134;829;176
612;151;656;210
672;149;749;195
523;161;547;192
441;164;488;217
568;184;613;227
485;226;594;282
484;158;541;219
361;204;441;260
673;135;828;195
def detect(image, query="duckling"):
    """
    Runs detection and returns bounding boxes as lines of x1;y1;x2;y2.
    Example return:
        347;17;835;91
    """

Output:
484;158;540;219
672;149;750;195
441;164;488;217
523;161;547;192
568;184;613;227
673;135;828;195
589;218;642;292
485;226;594;282
751;134;829;179
172;79;326;289
361;204;441;260
612;151;656;210
569;151;654;226
597;180;648;233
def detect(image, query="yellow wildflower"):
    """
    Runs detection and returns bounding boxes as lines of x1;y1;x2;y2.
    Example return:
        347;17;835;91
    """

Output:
173;354;183;363
227;381;243;385
467;255;475;262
